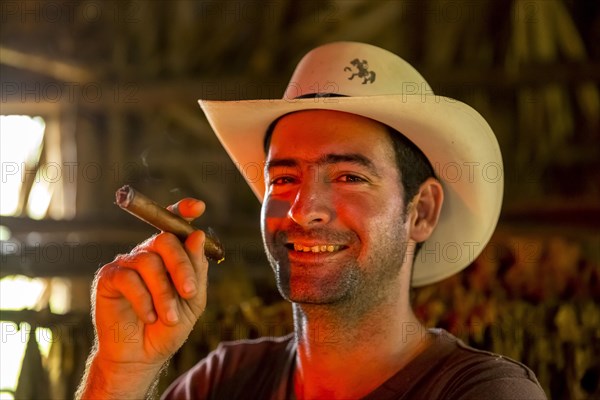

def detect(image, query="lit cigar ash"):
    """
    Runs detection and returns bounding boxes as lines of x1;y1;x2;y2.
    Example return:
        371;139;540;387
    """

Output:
115;185;225;263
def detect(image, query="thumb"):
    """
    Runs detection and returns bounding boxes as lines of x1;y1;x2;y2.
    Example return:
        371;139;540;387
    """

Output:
167;198;206;222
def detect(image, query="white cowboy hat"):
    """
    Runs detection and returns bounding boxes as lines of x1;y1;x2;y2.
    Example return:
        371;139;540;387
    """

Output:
198;41;503;287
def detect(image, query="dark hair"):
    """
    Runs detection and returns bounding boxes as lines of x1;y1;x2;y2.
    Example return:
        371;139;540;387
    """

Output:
384;126;436;256
263;112;436;252
384;126;436;208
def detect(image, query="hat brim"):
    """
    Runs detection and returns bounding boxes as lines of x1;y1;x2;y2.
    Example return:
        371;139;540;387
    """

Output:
199;95;503;287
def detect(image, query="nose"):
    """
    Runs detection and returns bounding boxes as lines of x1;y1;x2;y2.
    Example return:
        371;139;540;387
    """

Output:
287;179;333;227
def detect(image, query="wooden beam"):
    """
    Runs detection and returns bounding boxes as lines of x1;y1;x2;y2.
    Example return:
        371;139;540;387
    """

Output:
499;198;600;239
1;234;268;278
2;63;598;111
0;309;89;327
423;63;600;90
1;215;153;237
1;242;135;277
0;46;95;82
1;217;266;278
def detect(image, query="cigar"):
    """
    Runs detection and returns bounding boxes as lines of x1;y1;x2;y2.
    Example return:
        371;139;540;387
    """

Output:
115;185;225;263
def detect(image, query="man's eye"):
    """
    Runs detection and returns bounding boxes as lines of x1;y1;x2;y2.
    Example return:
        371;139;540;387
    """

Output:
271;176;296;185
336;174;366;183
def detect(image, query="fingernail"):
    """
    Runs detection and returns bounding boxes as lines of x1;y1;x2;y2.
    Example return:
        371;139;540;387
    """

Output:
167;307;179;323
183;279;196;295
147;311;157;323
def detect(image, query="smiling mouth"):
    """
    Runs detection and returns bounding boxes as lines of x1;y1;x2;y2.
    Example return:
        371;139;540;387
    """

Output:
285;243;346;253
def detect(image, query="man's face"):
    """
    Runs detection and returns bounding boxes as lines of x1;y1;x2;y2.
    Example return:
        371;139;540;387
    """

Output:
261;110;411;309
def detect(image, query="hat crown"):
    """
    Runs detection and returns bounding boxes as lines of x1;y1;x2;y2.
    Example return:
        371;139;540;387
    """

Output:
283;42;433;99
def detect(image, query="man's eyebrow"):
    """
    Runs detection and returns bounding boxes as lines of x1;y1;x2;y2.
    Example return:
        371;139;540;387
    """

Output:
319;153;381;177
265;158;298;171
265;153;381;177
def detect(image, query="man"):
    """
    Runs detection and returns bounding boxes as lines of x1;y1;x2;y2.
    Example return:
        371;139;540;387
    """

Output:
77;42;546;399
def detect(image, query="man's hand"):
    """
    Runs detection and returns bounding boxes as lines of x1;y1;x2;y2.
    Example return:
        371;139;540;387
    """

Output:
77;198;209;399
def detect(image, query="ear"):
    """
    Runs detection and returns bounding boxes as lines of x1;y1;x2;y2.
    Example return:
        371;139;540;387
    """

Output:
407;177;444;243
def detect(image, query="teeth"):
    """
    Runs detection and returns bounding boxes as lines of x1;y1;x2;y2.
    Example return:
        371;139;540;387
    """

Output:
292;243;341;253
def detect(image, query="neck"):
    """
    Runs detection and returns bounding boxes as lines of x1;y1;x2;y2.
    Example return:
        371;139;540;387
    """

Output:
291;285;431;399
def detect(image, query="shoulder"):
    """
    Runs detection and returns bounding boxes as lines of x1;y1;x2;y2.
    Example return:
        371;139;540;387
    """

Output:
428;329;547;400
161;334;295;400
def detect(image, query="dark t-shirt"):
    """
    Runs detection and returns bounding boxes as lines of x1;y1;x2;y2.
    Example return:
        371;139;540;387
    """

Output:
162;328;546;399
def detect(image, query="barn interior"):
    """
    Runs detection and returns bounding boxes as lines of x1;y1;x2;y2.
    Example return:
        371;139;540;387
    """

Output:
1;1;599;399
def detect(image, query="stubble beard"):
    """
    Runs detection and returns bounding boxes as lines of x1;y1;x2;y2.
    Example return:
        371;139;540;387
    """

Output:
262;219;410;321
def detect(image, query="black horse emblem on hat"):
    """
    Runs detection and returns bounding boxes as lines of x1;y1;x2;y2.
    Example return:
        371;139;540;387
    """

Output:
344;59;376;84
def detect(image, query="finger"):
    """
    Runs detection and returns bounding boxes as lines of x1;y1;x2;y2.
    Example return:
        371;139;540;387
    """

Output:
185;230;207;271
97;264;157;324
167;198;205;222
184;230;209;313
147;232;198;300
127;250;182;326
